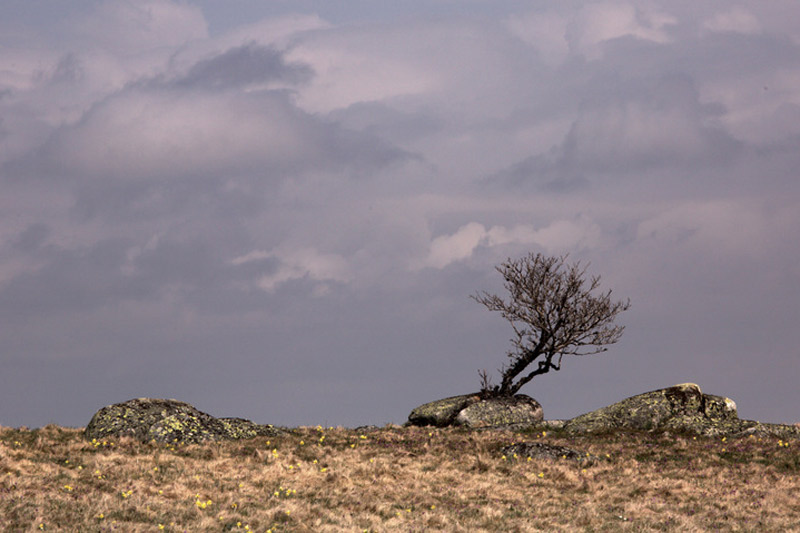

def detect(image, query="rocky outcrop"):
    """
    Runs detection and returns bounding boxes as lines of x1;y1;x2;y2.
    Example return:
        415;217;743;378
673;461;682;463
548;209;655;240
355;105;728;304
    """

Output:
561;383;735;435
454;395;543;429
559;383;800;438
407;393;542;429
85;398;284;444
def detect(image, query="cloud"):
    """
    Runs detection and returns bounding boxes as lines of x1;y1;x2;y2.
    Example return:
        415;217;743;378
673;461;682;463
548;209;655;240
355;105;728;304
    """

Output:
703;8;762;35
491;74;740;190
231;247;352;293
567;3;676;59
635;199;799;260
72;0;209;54
285;25;441;113
506;11;569;66
416;222;488;270
32;89;334;180
415;217;603;270
284;18;538;119
172;43;313;90
6;42;407;222
2;2;800;429
563;76;737;169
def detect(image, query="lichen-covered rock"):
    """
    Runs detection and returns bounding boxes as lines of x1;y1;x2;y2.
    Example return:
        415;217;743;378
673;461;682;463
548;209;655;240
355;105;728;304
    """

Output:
407;393;482;427
727;420;800;440
502;442;585;461
84;398;282;444
540;419;567;429
454;395;543;429
702;394;739;423
217;417;282;440
562;383;742;436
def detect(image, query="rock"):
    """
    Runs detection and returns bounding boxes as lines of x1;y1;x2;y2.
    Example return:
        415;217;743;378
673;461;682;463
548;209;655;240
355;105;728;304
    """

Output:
407;393;482;427
353;425;381;434
562;383;742;436
726;421;800;440
407;393;543;429
84;398;283;444
702;393;739;422
454;395;543;429
539;420;567;429
217;417;283;440
502;442;585;461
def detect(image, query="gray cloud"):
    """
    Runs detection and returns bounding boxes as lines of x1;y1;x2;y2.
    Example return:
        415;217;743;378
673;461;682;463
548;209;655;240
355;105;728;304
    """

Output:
17;84;403;185
174;43;313;90
490;74;743;191
3;41;408;232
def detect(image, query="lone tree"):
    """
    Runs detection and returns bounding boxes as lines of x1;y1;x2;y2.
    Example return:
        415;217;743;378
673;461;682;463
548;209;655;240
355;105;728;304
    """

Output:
473;253;630;398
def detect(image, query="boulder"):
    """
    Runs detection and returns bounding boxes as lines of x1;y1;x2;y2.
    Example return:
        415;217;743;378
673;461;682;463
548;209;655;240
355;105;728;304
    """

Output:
454;395;543;429
84;398;283;444
407;393;543;429
562;383;741;436
407;393;482;427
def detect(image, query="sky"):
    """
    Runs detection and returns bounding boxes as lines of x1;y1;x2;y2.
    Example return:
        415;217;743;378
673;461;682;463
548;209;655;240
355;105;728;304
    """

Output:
1;1;799;429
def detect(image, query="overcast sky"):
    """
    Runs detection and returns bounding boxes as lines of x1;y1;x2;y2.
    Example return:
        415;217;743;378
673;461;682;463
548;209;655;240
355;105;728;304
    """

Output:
2;1;799;429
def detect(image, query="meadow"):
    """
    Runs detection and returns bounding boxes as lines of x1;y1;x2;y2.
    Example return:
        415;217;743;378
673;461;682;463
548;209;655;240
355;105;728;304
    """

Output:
2;423;800;532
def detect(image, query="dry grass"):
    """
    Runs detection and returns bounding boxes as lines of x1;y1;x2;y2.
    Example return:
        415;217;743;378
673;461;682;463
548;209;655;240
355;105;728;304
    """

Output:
2;424;800;532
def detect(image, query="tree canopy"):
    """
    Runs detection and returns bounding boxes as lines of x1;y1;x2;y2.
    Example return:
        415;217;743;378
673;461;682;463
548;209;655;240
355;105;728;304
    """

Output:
473;253;630;397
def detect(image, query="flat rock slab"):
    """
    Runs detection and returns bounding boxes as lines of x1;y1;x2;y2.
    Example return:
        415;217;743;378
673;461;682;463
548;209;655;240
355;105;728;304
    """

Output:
85;398;284;444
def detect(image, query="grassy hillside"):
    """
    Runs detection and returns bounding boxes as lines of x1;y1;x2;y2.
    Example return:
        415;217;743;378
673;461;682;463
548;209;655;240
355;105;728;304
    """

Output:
2;424;800;531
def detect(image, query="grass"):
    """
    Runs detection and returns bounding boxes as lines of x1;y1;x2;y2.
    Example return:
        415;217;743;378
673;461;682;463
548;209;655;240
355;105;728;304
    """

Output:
2;424;800;531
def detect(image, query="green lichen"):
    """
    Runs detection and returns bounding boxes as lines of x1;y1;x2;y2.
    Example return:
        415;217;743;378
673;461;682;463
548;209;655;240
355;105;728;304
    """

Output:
84;398;284;444
218;418;284;439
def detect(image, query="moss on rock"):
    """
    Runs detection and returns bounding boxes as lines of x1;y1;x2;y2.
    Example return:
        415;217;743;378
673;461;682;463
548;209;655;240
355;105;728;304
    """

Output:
218;417;283;440
84;398;283;444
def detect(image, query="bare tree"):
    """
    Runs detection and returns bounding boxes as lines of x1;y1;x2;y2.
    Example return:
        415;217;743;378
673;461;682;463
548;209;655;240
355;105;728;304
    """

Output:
473;253;630;397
